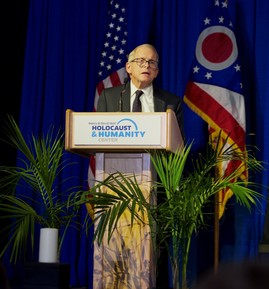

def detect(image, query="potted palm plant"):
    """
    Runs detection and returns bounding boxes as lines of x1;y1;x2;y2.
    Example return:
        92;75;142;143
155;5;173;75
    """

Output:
149;139;264;289
0;115;81;264
73;135;265;289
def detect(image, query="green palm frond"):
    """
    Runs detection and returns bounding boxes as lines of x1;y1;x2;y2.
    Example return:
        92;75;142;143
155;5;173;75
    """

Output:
150;144;192;199
76;171;151;245
0;115;81;263
0;195;37;262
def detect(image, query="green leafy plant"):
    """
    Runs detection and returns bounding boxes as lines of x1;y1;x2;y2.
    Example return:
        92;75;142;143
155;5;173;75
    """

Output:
73;136;265;289
150;139;264;289
0;116;81;263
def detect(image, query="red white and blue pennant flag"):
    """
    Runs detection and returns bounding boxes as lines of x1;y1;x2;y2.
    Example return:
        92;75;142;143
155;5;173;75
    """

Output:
87;0;128;218
184;0;247;218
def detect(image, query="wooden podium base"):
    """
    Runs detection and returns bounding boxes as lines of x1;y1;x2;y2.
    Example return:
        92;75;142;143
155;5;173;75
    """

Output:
93;153;156;289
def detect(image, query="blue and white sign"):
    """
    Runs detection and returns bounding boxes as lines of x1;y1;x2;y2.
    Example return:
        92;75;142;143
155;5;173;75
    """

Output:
72;113;166;148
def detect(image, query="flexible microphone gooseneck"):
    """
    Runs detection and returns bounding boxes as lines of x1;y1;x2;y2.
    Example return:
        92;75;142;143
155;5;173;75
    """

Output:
118;77;128;112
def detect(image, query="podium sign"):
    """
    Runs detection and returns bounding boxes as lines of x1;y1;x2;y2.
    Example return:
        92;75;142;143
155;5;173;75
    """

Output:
73;113;164;146
65;109;183;155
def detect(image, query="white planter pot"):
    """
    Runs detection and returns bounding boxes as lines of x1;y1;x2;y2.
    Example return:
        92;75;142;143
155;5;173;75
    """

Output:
38;228;59;263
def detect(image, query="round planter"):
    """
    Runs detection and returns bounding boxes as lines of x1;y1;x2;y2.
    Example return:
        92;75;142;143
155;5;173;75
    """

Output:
38;228;59;263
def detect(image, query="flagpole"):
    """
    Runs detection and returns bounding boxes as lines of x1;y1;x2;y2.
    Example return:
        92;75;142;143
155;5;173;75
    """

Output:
214;192;220;273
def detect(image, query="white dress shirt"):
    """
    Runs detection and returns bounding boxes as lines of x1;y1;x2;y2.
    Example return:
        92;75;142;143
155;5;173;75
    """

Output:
130;82;154;112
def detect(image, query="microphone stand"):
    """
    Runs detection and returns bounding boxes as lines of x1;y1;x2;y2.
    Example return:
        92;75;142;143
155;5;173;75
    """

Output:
118;77;128;112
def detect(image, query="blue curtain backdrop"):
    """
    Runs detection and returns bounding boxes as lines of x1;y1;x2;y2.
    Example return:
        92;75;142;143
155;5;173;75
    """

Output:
3;0;269;288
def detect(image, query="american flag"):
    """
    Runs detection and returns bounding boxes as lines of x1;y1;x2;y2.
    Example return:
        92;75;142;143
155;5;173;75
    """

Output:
87;0;128;216
184;0;247;218
93;0;128;112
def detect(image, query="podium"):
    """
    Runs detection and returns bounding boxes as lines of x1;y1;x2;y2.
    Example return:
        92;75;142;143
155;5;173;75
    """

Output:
65;109;183;289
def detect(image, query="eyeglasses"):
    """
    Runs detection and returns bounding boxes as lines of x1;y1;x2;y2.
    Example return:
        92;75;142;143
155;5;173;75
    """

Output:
130;58;159;70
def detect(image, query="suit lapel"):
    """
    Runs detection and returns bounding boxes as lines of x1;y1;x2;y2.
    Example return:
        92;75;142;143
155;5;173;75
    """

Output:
122;83;131;112
153;86;166;112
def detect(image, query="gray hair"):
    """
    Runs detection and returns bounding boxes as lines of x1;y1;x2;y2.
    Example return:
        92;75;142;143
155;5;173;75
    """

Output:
127;44;159;62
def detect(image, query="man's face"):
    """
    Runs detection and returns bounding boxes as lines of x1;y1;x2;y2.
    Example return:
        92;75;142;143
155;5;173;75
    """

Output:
126;46;159;89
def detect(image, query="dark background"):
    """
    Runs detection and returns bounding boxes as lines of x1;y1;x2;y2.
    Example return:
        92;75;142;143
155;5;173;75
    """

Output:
1;1;29;165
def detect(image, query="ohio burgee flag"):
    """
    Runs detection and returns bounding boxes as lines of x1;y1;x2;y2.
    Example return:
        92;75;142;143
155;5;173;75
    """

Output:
184;0;247;218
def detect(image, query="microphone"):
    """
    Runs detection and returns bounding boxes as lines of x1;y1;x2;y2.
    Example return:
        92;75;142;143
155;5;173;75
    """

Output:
118;77;128;112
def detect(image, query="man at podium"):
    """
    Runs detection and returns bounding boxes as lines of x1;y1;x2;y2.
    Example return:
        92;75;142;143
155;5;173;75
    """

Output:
96;43;185;288
97;43;185;140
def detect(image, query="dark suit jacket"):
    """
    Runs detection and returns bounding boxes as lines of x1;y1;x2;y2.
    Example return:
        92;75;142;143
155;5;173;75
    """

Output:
97;81;185;140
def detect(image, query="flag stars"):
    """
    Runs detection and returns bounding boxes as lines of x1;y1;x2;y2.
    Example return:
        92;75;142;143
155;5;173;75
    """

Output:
218;16;225;23
234;64;241;72
97;1;128;80
222;1;228;8
205;72;212;79
215;0;220;6
193;66;200;73
204;17;211;25
229;21;233;27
